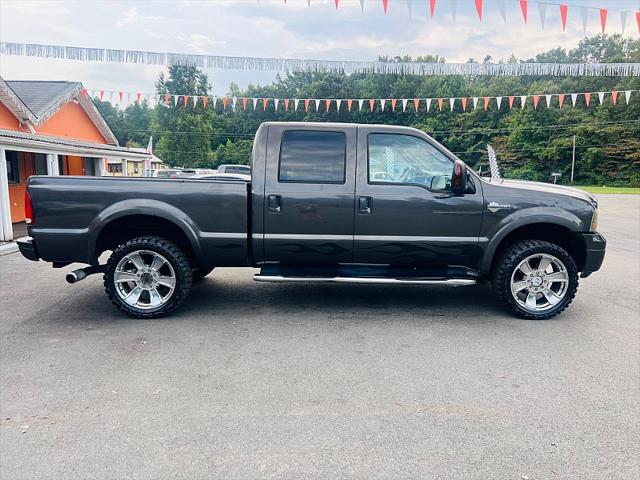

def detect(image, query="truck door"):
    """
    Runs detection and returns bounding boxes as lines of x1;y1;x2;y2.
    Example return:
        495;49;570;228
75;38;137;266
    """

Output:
353;127;484;268
262;124;357;265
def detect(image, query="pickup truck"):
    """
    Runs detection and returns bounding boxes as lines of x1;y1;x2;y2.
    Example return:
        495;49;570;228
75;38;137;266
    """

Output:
18;122;606;320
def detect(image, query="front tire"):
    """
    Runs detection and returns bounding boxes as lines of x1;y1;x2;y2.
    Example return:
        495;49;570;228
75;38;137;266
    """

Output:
104;236;193;318
492;240;579;320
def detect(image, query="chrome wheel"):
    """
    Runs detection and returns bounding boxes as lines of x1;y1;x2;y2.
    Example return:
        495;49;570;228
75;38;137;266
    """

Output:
113;250;176;310
510;253;569;313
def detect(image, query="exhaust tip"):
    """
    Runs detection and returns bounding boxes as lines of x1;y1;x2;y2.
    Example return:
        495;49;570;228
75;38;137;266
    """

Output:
66;272;78;284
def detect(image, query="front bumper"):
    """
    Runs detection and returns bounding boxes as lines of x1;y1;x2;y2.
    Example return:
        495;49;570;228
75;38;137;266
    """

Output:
17;237;40;262
580;232;606;278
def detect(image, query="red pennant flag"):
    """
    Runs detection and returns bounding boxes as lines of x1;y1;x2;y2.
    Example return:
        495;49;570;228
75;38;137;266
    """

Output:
369;99;375;111
599;8;607;33
382;0;389;15
429;0;436;17
222;97;229;109
118;91;124;104
483;96;490;111
347;99;353;112
461;97;468;111
164;94;170;105
474;0;483;20
325;99;331;111
584;92;591;107
437;98;444;111
203;96;208;110
560;4;568;31
80;88;87;99
304;99;310;112
637;11;640;33
136;92;142;104
391;99;397;111
520;0;528;23
533;95;540;109
183;95;189;107
99;90;104;101
242;97;248;110
334;0;339;9
611;90;618;105
284;98;290;110
508;96;515;109
558;94;565;108
413;98;420;112
263;98;269;111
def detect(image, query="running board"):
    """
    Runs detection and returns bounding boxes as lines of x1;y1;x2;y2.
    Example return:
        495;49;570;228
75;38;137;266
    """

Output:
253;275;476;286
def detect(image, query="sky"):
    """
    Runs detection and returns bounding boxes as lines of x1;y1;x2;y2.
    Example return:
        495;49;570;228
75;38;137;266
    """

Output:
0;0;638;96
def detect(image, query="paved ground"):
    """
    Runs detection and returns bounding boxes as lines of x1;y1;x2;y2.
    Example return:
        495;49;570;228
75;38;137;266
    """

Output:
1;195;638;480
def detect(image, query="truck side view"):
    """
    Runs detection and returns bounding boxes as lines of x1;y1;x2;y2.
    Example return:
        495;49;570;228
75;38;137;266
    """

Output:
18;122;606;319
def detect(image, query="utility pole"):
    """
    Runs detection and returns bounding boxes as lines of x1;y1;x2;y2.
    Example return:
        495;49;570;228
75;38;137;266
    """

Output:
570;134;576;184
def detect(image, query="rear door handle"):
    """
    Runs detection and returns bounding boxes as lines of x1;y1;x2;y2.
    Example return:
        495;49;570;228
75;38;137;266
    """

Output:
267;194;281;213
358;196;372;214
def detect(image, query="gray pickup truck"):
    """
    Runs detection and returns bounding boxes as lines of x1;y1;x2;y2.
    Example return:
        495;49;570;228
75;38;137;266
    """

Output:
19;122;605;320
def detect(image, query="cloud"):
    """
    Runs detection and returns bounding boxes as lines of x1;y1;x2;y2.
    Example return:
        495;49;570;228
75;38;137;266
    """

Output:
116;6;164;28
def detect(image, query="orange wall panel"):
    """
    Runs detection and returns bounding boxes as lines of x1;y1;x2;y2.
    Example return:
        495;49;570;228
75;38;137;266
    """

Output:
35;101;108;144
67;155;84;175
8;152;35;223
0;102;21;130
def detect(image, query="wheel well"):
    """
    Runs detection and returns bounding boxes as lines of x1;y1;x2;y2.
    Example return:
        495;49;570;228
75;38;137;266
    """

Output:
95;215;194;260
491;223;586;272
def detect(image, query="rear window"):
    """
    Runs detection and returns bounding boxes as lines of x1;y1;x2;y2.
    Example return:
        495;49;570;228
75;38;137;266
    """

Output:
278;130;346;183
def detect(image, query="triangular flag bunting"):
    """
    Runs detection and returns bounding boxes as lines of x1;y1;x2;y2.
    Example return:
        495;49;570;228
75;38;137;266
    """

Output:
391;99;397;111
597;92;605;105
334;0;339;9
611;91;618;105
173;95;178;107
624;90;631;105
314;99;320;111
580;7;589;33
558;94;565;108
222;97;229;109
472;97;479;109
426;98;432;112
406;0;413;18
402;99;408;112
164;94;170;105
474;0;483;21
253;98;259;110
520;95;527;108
212;97;218;109
294;98;300;111
325;99;332;111
183;95;189;107
545;94;552;108
538;2;547;30
262;98;268;111
450;0;458;21
429;0;436;18
232;97;238;110
560;4;568;31
414;98;420;112
203;96;208;110
508;96;515;109
284;98;290;111
380;99;386;111
336;99;342;111
358;99;364;111
359;0;365;12
636;11;640;33
242;98;248;110
119;91;124;104
437;98;444;111
192;95;198;108
483;96;490;111
571;93;578;106
449;97;455;111
520;0;528;23
620;11;628;35
461;97;468;111
348;99;353;111
584;92;591;107
274;98;279;110
497;0;506;22
533;95;540;109
382;0;389;15
599;8;607;33
304;99;310;112
369;99;375;111
496;97;502;109
99;90;104;101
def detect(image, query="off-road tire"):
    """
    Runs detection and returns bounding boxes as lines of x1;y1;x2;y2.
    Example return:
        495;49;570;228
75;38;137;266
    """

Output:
492;239;579;320
104;236;193;318
192;267;214;283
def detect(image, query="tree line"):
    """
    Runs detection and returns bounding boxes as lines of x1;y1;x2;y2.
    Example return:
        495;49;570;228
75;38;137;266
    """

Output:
94;34;640;186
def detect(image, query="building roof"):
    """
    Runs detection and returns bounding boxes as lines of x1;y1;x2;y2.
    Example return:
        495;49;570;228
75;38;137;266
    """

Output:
0;128;147;160
0;76;118;145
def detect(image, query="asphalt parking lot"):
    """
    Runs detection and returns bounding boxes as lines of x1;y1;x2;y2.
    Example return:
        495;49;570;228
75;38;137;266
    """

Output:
1;195;638;480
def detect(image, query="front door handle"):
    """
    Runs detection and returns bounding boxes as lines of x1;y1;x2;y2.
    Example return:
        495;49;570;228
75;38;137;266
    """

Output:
358;196;372;214
267;194;281;213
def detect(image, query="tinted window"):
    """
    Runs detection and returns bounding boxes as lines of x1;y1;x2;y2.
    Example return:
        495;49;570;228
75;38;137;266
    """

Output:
6;151;19;184
279;130;346;183
368;134;454;191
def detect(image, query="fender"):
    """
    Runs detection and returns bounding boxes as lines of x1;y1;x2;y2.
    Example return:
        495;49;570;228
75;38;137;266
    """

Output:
479;206;585;274
87;199;204;265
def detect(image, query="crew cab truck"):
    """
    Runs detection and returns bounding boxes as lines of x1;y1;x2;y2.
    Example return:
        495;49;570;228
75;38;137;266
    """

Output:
18;122;606;320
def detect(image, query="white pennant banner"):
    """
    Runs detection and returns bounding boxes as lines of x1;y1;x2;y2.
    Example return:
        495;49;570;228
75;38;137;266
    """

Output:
426;98;432;112
538;2;547;30
274;98;280;110
252;98;258;110
450;0;458;22
598;92;605;104
571;93;578;106
581;7;589;33
336;99;342;111
497;0;507;22
358;99;364;111
449;97;456;111
314;99;320;111
620;11;628;35
472;97;479;109
496;97;502;109
545;94;552;108
520;95;527;108
294;99;300;111
624;90;631;104
402;99;408;111
406;0;413;18
380;99;386;111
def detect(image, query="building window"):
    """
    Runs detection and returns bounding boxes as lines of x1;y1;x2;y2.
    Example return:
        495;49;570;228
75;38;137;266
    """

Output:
34;153;48;175
278;130;346;183
134;163;139;174
108;163;123;174
6;151;20;184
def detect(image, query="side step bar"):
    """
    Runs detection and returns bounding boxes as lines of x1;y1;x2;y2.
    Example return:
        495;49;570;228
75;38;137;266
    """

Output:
254;275;475;286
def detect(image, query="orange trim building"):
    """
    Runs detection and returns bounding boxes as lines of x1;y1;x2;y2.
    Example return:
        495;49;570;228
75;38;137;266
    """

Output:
0;76;149;241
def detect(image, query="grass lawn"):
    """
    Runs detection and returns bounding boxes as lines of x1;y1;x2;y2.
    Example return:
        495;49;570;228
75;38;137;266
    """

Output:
575;186;640;194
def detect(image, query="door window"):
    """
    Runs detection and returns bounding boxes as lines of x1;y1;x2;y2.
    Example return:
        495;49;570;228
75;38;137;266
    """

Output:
6;151;19;184
279;130;346;183
368;134;454;191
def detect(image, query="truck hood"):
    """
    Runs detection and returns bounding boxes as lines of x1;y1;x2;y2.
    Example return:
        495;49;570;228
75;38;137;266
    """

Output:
483;178;597;206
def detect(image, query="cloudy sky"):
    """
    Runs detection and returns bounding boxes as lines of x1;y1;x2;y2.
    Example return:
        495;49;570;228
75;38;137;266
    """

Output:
0;0;638;96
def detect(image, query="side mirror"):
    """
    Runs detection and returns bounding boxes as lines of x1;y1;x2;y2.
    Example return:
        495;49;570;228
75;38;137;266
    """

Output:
451;160;468;194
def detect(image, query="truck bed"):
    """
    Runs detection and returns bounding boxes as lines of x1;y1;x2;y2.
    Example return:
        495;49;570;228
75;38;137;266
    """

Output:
27;175;250;267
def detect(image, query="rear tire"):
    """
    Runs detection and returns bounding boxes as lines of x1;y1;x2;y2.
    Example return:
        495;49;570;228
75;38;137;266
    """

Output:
192;267;214;283
104;236;193;318
492;240;579;320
